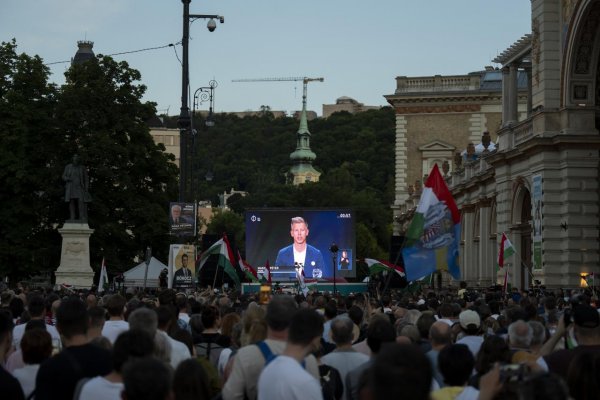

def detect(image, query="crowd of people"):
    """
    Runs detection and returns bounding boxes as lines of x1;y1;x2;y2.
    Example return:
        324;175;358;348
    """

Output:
0;281;598;400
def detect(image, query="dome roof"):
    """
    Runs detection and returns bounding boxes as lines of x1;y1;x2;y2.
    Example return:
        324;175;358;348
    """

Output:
72;40;95;65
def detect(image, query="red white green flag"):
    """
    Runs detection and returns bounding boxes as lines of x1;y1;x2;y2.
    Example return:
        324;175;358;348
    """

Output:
258;260;272;285
498;232;516;268
402;164;461;281
99;257;108;293
237;251;259;283
197;235;240;287
364;258;405;277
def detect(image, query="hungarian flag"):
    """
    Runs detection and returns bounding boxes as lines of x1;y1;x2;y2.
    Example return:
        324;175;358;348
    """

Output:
99;257;108;293
402;164;461;281
364;258;405;277
498;233;516;268
258;260;272;285
197;235;240;287
238;251;259;283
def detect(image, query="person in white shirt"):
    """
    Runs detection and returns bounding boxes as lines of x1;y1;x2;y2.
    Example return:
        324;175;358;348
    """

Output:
156;305;191;369
455;310;484;357
321;316;369;399
222;295;320;400
257;308;324;400
77;329;155;400
12;328;53;398
12;295;60;350
101;294;129;344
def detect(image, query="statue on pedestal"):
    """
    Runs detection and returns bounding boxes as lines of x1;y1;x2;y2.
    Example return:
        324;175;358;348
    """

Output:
62;154;92;222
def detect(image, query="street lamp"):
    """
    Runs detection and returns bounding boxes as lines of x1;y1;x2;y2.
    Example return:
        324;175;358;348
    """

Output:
177;0;224;202
330;243;339;295
190;80;218;200
193;80;218;127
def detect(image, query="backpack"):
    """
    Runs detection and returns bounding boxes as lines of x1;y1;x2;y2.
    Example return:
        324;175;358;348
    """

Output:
256;340;305;368
319;364;343;400
195;335;225;368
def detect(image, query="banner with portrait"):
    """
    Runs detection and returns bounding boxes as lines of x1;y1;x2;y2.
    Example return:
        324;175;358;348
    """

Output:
169;244;196;290
169;202;197;237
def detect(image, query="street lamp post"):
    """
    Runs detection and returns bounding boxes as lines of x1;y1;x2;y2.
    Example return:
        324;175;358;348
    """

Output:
193;80;218;127
330;243;339;295
177;0;223;202
190;80;218;199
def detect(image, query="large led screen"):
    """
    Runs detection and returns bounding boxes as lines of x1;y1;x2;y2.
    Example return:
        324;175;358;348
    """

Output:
245;208;356;281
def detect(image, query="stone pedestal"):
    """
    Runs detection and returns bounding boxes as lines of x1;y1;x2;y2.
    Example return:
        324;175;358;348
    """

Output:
55;222;94;288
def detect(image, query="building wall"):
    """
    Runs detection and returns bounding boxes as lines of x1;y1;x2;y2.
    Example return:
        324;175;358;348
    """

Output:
445;0;600;289
150;127;180;167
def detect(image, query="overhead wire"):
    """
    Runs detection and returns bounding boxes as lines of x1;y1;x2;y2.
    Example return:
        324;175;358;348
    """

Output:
45;41;182;66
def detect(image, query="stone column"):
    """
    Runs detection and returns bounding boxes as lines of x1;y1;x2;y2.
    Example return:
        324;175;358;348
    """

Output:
507;63;519;124
461;205;476;283
477;201;493;285
55;222;95;288
392;114;409;235
524;64;533;116
501;66;510;126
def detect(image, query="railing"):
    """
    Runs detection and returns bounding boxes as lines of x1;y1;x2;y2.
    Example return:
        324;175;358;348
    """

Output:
512;118;534;146
395;75;479;93
449;152;494;189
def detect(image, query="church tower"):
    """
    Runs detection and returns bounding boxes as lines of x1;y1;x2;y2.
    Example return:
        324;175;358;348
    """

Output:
289;87;321;185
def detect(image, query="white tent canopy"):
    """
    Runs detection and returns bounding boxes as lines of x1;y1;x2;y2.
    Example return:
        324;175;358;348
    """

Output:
123;257;168;288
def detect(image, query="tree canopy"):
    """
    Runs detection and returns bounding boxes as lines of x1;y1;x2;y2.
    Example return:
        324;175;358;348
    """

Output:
1;39;397;282
0;40;178;280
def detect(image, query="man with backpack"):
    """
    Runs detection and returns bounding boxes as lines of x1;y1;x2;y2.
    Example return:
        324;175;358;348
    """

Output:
222;295;320;400
257;308;324;400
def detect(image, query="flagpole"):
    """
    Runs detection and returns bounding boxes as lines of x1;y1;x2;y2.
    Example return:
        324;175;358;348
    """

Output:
380;236;408;306
212;258;220;289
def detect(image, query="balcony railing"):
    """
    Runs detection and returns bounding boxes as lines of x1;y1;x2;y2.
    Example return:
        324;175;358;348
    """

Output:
395;75;480;93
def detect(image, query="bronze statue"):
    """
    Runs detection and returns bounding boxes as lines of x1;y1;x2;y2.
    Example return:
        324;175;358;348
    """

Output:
62;154;92;221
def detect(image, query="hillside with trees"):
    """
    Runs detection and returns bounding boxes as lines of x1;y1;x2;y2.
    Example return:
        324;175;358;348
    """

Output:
1;39;396;281
163;106;397;264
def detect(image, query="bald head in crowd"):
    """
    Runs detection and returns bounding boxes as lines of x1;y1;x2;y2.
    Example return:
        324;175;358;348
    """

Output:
429;321;452;349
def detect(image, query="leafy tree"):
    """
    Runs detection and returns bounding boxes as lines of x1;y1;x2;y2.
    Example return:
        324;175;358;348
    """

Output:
0;40;62;278
205;209;244;250
0;41;178;280
55;55;179;271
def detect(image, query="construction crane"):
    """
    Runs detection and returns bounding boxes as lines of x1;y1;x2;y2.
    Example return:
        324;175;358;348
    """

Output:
232;77;324;112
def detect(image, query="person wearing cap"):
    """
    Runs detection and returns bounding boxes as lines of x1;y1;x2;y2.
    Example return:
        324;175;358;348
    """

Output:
455;309;484;357
537;303;600;379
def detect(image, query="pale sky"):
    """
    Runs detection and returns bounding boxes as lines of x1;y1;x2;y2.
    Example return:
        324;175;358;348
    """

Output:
2;0;531;116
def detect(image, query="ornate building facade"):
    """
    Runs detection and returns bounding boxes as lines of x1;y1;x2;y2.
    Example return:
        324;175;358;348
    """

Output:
386;69;529;234
391;0;600;290
454;0;600;290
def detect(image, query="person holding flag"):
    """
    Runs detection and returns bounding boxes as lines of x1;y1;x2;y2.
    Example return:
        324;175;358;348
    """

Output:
402;164;461;282
99;258;108;293
238;251;259;283
498;232;516;294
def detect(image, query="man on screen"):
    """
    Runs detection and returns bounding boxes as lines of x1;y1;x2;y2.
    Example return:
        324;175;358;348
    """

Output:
172;253;193;289
275;217;325;278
